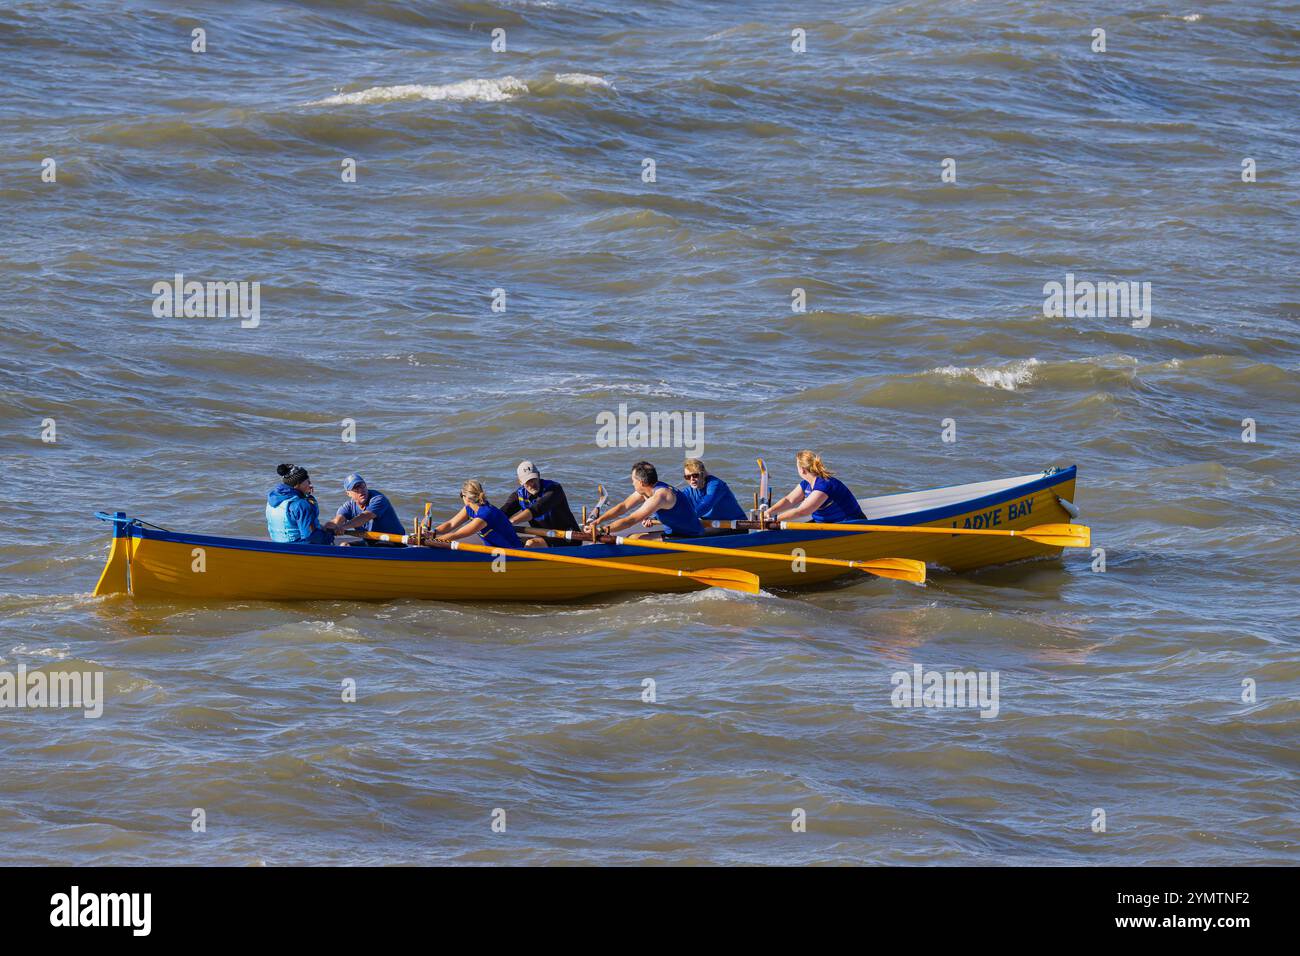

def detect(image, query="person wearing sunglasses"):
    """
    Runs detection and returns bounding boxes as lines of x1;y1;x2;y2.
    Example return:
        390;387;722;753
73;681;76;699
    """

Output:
678;458;746;524
431;479;523;549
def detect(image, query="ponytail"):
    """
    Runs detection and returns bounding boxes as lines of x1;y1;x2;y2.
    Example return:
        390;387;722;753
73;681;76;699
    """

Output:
461;479;487;506
796;450;834;479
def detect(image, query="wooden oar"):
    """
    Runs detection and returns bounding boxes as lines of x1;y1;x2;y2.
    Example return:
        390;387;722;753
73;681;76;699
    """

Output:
342;530;761;595
518;529;925;584
704;519;1090;549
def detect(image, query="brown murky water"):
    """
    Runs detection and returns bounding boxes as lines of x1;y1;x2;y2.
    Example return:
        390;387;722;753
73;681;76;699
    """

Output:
1;0;1296;863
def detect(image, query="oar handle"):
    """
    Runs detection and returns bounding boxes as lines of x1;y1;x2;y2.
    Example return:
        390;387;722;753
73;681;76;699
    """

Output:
439;537;759;592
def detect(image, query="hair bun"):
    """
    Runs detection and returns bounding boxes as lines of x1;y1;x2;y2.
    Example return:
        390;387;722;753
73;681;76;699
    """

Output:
277;464;294;477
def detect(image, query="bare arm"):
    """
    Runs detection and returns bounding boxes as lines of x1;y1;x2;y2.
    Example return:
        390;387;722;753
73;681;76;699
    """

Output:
604;489;667;534
330;510;375;532
587;492;640;533
778;490;826;522
439;517;486;542
434;506;469;536
767;484;806;520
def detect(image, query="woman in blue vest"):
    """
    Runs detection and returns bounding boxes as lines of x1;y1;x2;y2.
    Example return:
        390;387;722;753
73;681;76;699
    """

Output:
265;464;335;545
432;479;523;550
767;450;866;524
589;461;704;539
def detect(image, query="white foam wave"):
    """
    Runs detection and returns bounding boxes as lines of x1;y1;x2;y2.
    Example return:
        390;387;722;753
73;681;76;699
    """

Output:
475;373;784;402
9;644;70;659
554;73;614;90
932;358;1041;391
635;586;775;606
310;77;530;106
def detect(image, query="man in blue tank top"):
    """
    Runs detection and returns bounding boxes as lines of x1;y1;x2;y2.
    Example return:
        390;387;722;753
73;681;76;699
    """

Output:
588;461;704;539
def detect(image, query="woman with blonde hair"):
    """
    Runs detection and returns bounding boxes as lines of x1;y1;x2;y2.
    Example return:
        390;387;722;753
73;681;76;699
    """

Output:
767;450;866;524
431;479;523;549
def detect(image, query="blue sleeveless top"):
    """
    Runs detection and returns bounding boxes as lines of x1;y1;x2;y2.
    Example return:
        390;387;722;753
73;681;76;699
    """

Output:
652;481;704;537
798;475;866;522
465;502;523;549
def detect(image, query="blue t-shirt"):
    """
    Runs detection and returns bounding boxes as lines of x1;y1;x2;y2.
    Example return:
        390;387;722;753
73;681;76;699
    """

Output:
465;502;523;550
336;490;404;535
679;475;746;521
798;475;866;523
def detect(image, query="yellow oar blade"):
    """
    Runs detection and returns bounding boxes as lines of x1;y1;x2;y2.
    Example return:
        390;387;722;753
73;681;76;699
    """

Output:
607;532;920;583
1020;523;1090;548
687;567;761;594
527;530;925;587
854;558;926;584
772;519;1091;549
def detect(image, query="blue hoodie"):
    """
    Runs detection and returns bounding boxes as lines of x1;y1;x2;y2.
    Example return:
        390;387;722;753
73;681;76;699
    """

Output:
266;484;335;545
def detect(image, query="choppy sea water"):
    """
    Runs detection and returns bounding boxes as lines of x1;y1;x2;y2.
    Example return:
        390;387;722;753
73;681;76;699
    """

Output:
1;0;1297;865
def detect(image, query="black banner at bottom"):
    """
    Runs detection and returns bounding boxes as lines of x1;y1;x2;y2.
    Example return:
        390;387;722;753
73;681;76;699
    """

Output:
5;865;1285;942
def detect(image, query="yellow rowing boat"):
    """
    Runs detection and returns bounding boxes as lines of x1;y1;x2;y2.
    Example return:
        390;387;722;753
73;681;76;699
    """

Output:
92;466;1080;601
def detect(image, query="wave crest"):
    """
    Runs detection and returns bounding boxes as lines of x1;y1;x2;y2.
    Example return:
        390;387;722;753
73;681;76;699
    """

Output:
931;358;1041;391
309;76;530;106
309;73;614;107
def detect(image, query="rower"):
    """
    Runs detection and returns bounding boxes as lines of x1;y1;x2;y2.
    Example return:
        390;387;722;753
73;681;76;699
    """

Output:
331;473;405;545
679;458;746;534
501;460;582;548
432;480;523;549
265;464;335;545
588;461;704;539
768;450;866;524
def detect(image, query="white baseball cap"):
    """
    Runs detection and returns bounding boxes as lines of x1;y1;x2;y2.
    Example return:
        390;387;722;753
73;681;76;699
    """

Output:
517;460;541;483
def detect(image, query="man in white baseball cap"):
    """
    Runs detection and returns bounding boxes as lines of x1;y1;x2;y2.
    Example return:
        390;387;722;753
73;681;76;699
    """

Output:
500;460;582;547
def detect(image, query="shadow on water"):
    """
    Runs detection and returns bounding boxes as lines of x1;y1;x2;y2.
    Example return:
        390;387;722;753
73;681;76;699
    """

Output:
929;557;1070;598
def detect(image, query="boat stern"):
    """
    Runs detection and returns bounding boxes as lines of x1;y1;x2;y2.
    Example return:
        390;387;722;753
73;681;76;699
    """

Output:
92;512;133;597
